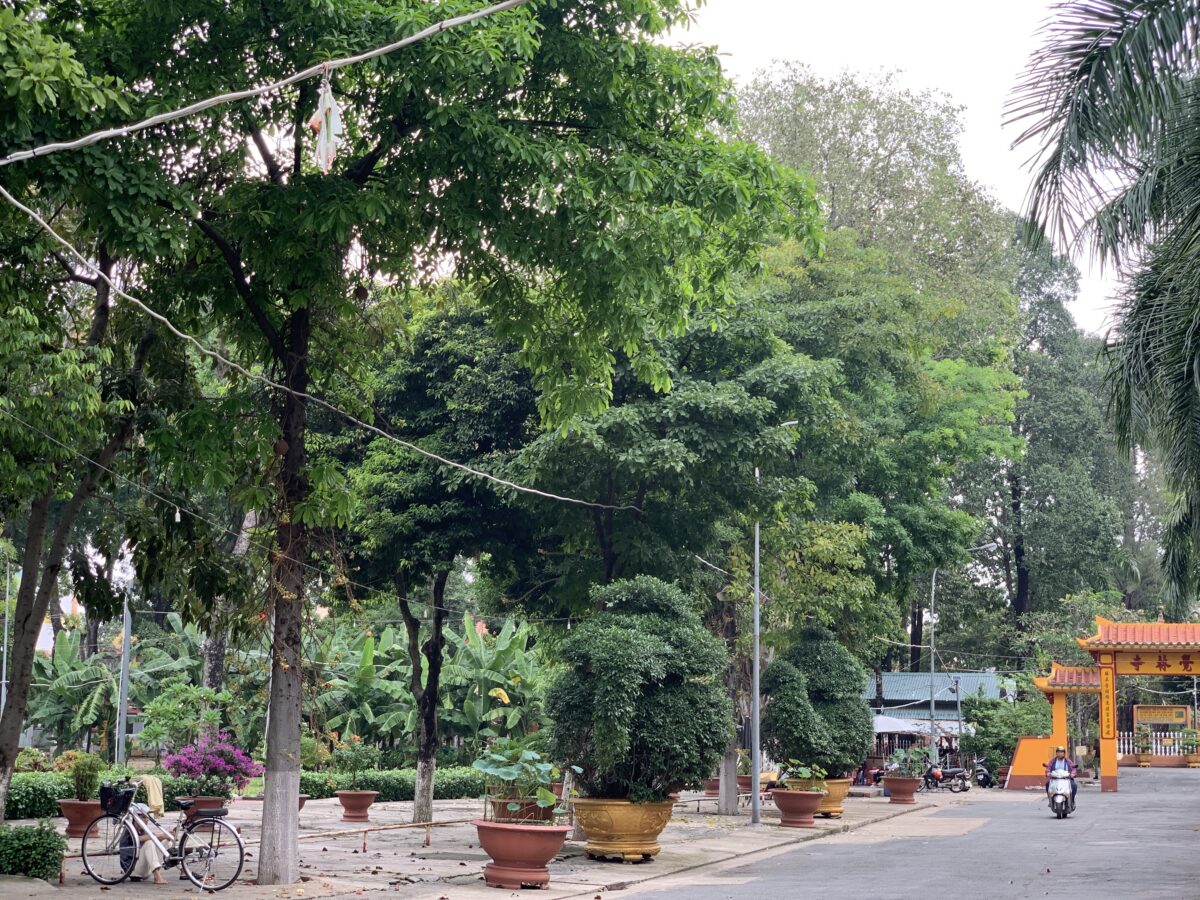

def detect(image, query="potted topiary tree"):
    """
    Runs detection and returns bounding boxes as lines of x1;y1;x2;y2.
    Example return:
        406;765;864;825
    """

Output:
470;741;574;889
882;747;925;804
761;628;873;819
769;762;827;828
1179;729;1200;768
1133;725;1154;767
333;738;381;822
164;732;262;820
57;752;105;837
546;577;732;862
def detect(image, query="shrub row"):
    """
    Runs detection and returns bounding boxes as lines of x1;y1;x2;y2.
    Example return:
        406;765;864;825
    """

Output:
0;822;65;881
298;767;485;802
5;773;72;820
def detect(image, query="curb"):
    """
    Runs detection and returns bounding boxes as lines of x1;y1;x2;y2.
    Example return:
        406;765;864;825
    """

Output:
554;801;933;897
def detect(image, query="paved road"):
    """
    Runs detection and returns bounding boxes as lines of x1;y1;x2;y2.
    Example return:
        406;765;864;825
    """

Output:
626;767;1199;899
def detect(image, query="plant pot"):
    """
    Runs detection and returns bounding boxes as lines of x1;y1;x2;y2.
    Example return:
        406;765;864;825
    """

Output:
735;775;753;793
789;776;851;817
473;819;572;889
703;778;720;797
1187;753;1200;769
769;788;826;828
57;799;104;838
298;793;310;810
1135;752;1153;768
487;795;555;824
572;798;674;862
335;790;379;822
176;796;225;822
882;776;921;804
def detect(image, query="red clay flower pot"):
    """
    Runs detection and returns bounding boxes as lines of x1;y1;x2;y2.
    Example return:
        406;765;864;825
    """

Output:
58;799;103;838
335;790;379;822
703;778;720;797
770;788;826;828
473;819;571;889
883;776;921;804
735;775;753;793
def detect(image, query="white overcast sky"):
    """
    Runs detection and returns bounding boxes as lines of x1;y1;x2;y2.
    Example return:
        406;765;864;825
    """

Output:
670;0;1117;335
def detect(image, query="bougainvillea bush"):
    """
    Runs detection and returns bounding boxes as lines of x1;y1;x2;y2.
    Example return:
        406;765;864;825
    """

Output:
164;733;262;798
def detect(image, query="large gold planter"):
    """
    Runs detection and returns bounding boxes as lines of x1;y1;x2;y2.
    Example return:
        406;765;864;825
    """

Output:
787;776;851;818
572;798;674;862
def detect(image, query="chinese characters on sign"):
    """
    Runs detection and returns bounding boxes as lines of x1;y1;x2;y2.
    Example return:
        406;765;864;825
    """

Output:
1115;651;1200;675
1100;667;1116;740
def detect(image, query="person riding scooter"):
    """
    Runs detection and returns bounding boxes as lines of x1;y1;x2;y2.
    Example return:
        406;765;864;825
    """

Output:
1044;746;1077;806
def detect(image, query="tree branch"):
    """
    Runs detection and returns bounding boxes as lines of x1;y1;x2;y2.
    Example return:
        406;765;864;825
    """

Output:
243;110;284;185
49;249;98;288
293;83;312;178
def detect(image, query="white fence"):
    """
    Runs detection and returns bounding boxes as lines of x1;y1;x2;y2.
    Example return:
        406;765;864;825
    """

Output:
1117;731;1185;756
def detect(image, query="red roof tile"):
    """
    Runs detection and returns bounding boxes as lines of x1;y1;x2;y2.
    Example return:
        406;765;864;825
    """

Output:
1078;617;1200;649
1045;664;1101;689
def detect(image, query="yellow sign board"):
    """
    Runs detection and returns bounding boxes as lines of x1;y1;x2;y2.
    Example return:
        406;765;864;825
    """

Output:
1133;705;1192;727
1100;667;1116;740
1115;650;1200;676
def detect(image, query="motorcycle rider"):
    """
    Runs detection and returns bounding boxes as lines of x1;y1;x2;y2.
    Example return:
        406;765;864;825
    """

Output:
1044;745;1077;806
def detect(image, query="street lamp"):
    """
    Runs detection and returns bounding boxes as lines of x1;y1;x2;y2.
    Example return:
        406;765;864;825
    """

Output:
929;541;997;765
751;419;799;826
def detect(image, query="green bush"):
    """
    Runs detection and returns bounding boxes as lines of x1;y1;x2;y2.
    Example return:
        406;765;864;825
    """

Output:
5;773;72;820
69;753;105;801
0;822;66;881
960;692;1052;774
13;748;50;773
299;770;339;800
297;766;485;801
546;576;732;802
300;735;330;770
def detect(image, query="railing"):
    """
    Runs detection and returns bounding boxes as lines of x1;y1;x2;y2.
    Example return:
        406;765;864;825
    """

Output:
1117;731;1185;756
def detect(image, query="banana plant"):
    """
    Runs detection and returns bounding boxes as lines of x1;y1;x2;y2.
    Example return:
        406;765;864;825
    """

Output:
311;624;414;743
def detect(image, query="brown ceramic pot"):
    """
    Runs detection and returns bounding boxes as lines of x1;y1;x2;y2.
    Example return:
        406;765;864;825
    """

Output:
487;794;555;824
57;799;104;838
474;819;571;889
735;775;753;793
702;778;720;797
883;776;921;804
770;788;826;828
335;790;379;822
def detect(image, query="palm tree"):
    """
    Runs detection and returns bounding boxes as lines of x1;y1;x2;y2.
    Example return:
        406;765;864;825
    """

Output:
1012;0;1200;614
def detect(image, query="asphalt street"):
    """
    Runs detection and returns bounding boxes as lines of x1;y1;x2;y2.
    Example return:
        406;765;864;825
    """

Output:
625;767;1199;899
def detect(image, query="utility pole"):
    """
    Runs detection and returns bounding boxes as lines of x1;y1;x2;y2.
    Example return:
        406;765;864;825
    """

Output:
114;593;132;765
952;674;962;763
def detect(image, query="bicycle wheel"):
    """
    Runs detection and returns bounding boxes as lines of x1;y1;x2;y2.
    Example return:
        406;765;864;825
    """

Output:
180;817;244;891
81;813;137;885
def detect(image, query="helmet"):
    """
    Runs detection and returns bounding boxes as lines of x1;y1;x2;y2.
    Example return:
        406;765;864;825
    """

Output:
1055;746;1066;752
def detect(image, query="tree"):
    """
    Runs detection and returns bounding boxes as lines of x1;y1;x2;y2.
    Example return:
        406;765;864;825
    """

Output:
1012;0;1200;614
22;1;817;880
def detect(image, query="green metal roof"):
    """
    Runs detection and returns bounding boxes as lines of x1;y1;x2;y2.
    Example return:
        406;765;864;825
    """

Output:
861;672;1012;704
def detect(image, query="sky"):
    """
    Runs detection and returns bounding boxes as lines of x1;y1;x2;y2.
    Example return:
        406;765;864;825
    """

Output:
669;0;1117;335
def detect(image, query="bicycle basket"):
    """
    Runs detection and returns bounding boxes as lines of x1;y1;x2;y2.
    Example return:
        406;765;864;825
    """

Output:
99;783;136;815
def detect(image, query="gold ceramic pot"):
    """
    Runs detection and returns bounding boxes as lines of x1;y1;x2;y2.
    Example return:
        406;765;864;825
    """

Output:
786;777;851;818
572;798;674;862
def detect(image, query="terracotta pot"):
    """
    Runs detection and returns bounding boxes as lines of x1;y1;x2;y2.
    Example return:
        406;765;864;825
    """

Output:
787;777;851;817
335;790;379;823
58;799;104;838
572;798;674;862
176;796;225;822
1135;752;1153;768
703;778;720;797
487;795;555;824
550;782;564;799
1187;753;1200;769
298;794;310;810
735;775;753;793
473;819;571;889
883;776;921;804
770;788;826;828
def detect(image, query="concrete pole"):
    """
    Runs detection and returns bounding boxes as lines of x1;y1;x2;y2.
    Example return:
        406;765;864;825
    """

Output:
1;558;9;716
114;593;132;765
929;567;938;766
751;468;762;826
953;674;962;762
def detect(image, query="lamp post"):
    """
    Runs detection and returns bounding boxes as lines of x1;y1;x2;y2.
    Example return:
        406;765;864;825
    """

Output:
751;420;798;826
952;674;963;761
929;542;996;765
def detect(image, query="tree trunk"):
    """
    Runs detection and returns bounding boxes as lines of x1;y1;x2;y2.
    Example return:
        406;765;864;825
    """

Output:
258;314;310;886
873;666;885;709
48;577;63;641
402;570;449;825
909;601;924;672
717;740;740;817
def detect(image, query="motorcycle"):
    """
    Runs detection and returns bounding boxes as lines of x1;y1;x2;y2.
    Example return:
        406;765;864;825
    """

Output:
1047;770;1075;819
918;761;970;793
974;757;995;788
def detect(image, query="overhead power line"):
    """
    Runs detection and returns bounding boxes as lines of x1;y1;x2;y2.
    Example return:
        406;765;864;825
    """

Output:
0;0;531;170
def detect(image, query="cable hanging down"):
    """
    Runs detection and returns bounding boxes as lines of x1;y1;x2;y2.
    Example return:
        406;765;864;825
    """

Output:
0;0;531;170
0;183;636;512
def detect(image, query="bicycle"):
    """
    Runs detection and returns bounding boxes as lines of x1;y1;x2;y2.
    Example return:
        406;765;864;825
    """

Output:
80;778;245;891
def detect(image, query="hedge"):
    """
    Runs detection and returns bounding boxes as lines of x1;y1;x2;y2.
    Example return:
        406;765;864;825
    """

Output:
0;822;66;881
297;767;485;801
5;773;72;820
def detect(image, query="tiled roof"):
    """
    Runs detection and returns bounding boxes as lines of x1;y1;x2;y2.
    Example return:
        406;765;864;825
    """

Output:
860;672;1010;703
1078;617;1200;649
1041;664;1101;690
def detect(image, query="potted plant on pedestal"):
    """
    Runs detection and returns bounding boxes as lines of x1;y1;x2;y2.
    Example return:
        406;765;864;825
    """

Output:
165;732;262;820
769;762;827;828
546;577;732;862
735;750;753;794
333;738;381;822
1179;729;1200;768
1133;725;1153;767
471;740;575;888
761;628;873;819
882;747;925;804
57;752;105;837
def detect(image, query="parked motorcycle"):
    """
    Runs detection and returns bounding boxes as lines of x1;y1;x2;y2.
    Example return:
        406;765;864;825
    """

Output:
918;761;970;793
974;757;995;788
1047;771;1075;819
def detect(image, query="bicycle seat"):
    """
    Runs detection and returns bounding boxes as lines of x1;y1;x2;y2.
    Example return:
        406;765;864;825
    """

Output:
175;799;194;810
193;807;229;818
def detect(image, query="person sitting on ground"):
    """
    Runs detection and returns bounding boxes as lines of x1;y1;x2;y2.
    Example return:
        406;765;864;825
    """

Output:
1044;745;1077;805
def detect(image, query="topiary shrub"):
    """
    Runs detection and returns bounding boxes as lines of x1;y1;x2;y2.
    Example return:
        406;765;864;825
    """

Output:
296;767;484;801
299;770;339;800
68;753;105;801
5;773;72;819
546;576;732;803
762;627;872;777
13;748;50;773
0;822;66;881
